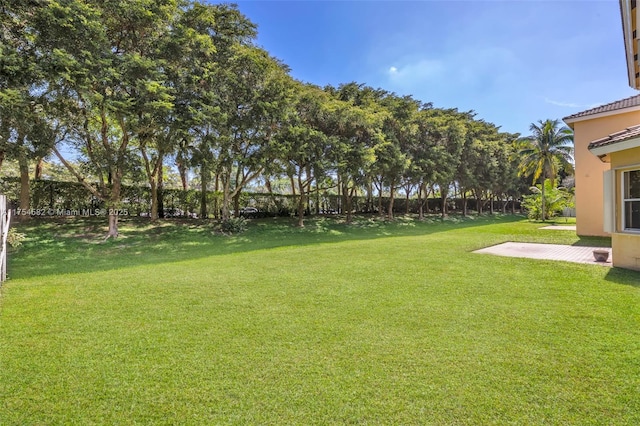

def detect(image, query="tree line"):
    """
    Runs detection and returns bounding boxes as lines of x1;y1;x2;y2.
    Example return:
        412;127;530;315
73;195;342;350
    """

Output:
1;0;571;235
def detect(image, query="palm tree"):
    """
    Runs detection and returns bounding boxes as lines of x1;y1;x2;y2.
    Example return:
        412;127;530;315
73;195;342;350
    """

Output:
518;119;574;221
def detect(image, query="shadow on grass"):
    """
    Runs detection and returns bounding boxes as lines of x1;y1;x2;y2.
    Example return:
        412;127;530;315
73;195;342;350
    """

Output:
7;214;525;280
571;236;612;248
603;267;640;287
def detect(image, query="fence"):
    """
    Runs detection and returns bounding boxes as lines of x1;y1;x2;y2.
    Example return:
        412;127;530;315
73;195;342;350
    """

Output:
0;194;10;283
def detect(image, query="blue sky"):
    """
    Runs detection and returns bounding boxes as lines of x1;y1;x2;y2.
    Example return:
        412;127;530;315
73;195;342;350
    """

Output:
232;0;637;136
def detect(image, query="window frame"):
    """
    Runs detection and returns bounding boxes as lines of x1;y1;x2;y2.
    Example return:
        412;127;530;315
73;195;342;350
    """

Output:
621;168;640;233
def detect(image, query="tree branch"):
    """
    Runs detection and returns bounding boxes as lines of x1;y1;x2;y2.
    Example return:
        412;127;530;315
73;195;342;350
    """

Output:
52;146;102;199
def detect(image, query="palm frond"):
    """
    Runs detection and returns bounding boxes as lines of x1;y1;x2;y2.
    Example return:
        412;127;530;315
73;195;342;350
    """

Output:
517;118;574;184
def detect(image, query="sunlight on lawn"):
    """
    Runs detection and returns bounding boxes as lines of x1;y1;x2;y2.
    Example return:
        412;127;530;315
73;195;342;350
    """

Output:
1;215;638;424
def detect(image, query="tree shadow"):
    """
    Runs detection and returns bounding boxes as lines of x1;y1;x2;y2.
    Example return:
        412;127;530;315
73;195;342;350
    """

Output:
6;214;525;280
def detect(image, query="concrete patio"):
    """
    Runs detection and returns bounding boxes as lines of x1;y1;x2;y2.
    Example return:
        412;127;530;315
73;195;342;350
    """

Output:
539;225;577;231
474;242;612;266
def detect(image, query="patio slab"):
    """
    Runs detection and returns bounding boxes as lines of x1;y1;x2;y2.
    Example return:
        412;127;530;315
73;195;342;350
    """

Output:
539;225;577;231
474;242;611;266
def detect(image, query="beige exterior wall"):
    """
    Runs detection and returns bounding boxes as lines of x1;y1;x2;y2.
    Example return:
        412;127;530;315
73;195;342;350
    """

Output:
610;147;640;169
610;148;640;271
611;233;640;271
571;110;640;236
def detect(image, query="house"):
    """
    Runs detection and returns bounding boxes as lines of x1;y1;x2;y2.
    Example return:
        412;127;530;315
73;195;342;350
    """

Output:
561;0;640;271
588;127;640;270
563;95;640;238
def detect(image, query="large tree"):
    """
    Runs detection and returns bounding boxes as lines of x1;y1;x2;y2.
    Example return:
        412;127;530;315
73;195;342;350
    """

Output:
420;108;467;217
518;119;573;221
457;119;503;215
215;45;291;220
137;2;256;220
0;0;57;217
492;133;524;214
273;82;331;227
26;0;177;237
372;93;419;220
324;84;381;223
179;2;258;219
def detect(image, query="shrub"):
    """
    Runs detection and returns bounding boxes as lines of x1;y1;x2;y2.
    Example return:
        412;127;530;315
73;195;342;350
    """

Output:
220;217;247;234
6;228;26;248
522;179;574;221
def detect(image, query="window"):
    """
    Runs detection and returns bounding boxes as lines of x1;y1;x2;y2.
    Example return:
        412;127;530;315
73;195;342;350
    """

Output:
623;169;640;231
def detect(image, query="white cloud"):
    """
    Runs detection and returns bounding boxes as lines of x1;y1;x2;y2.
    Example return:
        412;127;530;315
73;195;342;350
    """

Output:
544;98;602;109
385;59;445;86
382;46;520;94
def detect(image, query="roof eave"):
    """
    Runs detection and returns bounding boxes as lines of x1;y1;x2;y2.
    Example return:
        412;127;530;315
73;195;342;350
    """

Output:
589;136;640;158
563;104;640;126
620;0;637;88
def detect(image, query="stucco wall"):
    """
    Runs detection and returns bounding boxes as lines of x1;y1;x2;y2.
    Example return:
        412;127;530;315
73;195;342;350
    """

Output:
610;148;640;271
571;110;640;236
611;233;640;271
610;148;640;169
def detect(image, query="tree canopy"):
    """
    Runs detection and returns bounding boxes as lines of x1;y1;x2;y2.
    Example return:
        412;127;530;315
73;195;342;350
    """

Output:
0;0;562;231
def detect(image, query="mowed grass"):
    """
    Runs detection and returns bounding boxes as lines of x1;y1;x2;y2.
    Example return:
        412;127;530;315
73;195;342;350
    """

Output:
1;215;639;424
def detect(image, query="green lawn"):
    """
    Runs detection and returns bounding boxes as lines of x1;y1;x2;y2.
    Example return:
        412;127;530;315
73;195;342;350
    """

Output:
1;215;639;424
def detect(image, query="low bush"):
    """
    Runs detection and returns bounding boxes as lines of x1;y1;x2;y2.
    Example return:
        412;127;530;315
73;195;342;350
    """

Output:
220;217;248;234
6;228;26;249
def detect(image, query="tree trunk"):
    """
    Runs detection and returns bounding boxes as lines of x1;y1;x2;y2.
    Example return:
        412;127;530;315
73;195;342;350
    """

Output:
140;144;163;220
200;165;208;219
150;178;159;220
297;175;306;227
315;177;321;215
178;160;188;191
489;194;494;215
541;178;546;221
343;180;353;223
342;182;349;220
233;192;241;218
347;186;355;223
475;190;483;215
304;165;312;215
440;185;448;218
387;181;395;220
418;182;425;220
405;187;410;215
106;213;119;240
297;192;306;227
221;168;233;221
377;182;384;217
289;174;296;196
158;159;165;219
462;191;467;217
366;180;373;213
213;173;220;219
18;149;30;220
336;174;341;214
105;173;122;240
34;157;44;180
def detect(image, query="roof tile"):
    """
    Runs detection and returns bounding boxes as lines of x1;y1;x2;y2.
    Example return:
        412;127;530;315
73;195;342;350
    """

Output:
563;94;640;121
588;124;640;150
